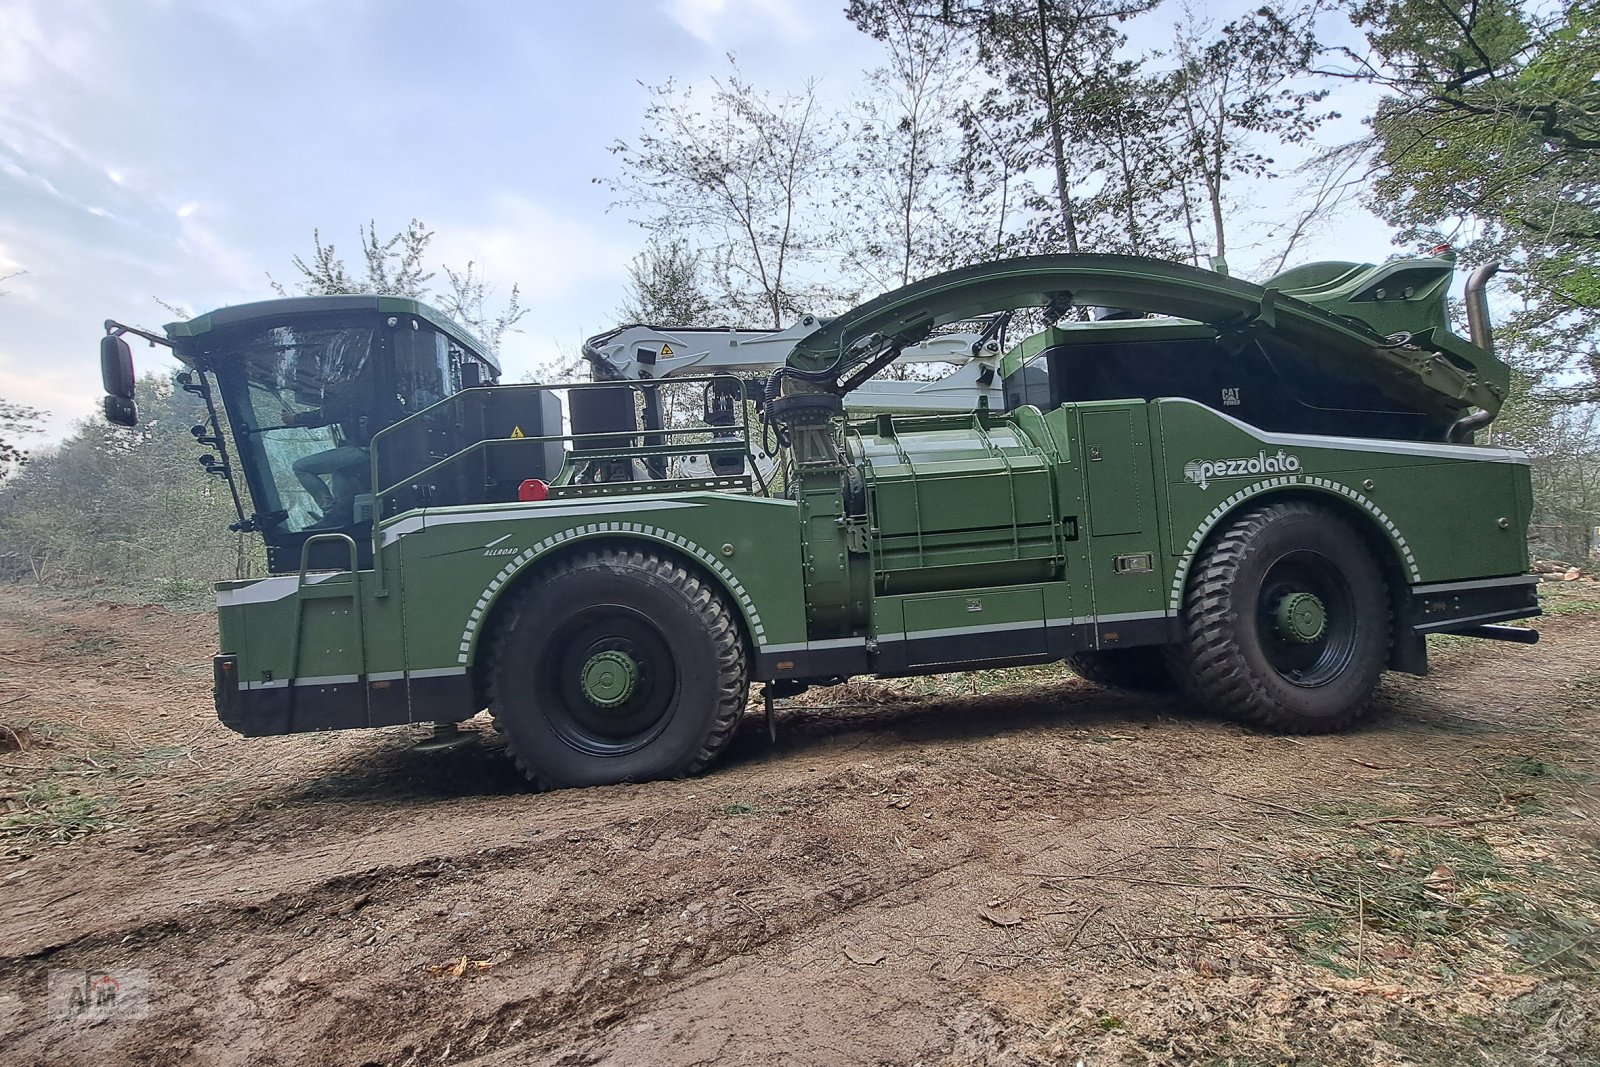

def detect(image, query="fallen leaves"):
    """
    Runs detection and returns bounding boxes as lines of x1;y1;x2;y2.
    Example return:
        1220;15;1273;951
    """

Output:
979;905;1025;927
429;955;494;979
842;942;886;966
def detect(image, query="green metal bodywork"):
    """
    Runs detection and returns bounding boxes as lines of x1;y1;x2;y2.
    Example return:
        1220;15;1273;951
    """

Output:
207;254;1535;735
791;254;1507;422
215;394;1532;720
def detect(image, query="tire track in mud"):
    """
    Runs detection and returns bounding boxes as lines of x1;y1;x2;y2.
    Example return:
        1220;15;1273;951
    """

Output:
3;586;1589;1066
0;776;999;1065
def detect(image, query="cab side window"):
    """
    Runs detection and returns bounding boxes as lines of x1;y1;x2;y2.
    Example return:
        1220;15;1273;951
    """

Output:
392;323;452;416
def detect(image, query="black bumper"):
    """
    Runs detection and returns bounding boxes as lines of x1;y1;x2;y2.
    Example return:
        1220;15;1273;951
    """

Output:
1409;574;1541;636
213;655;477;736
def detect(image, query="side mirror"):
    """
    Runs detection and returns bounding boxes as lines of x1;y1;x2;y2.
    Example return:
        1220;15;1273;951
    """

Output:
461;362;485;389
103;395;138;427
100;335;135;399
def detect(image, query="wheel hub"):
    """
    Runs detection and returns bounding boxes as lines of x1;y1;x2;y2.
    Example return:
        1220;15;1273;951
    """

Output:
1274;591;1328;644
580;650;639;708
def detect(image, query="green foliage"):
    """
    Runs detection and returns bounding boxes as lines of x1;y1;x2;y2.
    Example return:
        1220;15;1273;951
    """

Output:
1346;0;1600;401
271;218;527;353
845;0;1331;265
617;237;721;327
604;60;849;326
0;374;263;596
839;7;991;288
1163;1;1335;262
0;396;45;481
0;780;117;845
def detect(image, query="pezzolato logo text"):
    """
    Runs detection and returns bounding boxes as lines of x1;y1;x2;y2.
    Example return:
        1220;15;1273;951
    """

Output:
1183;450;1302;490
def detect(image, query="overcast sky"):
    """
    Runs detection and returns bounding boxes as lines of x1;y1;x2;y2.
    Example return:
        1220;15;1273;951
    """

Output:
1;0;1397;444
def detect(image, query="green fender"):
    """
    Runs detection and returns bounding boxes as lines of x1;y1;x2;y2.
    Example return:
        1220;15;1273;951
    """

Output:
444;515;802;674
1165;479;1422;614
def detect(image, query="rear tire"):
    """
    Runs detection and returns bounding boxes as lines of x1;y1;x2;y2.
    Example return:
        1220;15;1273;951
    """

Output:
1170;501;1389;733
1065;647;1174;693
487;547;748;789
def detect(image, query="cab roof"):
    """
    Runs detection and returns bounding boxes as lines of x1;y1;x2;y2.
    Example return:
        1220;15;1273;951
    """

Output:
165;294;500;373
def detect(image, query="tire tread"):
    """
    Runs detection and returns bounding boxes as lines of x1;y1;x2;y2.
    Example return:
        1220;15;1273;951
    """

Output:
486;547;748;789
1170;501;1387;733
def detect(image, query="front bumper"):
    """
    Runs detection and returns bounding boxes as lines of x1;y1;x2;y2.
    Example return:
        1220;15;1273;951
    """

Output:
213;655;476;736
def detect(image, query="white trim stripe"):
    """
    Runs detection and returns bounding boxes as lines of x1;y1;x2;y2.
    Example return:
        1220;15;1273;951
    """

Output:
454;522;771;664
216;572;339;609
1165;398;1531;466
1167;474;1422;612
379;500;698;547
903;619;1042;640
1411;574;1539;595
761;637;869;654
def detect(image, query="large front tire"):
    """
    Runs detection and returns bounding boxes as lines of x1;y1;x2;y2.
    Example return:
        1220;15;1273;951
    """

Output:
487;548;748;789
1170;502;1389;733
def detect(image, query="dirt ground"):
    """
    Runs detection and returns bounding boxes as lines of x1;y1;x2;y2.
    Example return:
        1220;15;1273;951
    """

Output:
0;584;1597;1067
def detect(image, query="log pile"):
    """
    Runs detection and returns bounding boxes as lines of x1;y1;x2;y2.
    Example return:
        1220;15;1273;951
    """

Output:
1532;559;1597;583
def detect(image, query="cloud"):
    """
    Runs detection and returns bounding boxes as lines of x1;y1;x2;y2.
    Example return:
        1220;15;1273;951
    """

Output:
661;0;815;46
431;194;634;303
428;193;639;378
0;1;104;94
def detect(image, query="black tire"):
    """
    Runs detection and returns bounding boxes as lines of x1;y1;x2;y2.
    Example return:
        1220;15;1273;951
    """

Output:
1170;501;1389;733
1065;647;1175;693
487;547;748;789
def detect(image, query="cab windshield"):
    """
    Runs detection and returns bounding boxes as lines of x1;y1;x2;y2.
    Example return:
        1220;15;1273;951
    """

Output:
215;320;378;535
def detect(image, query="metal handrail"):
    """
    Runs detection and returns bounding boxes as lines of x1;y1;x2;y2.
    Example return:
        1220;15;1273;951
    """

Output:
364;375;761;596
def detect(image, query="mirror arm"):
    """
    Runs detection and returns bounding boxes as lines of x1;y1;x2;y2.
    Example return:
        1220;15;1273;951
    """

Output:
103;319;174;349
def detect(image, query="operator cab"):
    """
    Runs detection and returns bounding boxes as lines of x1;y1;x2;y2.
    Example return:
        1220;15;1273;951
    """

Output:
102;296;500;573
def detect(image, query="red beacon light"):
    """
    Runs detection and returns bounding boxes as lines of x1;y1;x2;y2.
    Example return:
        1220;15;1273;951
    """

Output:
517;478;550;502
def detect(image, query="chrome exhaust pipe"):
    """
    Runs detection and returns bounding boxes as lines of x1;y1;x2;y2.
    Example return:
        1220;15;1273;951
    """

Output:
1449;262;1503;442
1464;261;1501;353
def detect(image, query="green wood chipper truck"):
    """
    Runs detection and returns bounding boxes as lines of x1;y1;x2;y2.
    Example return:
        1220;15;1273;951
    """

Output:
99;252;1540;789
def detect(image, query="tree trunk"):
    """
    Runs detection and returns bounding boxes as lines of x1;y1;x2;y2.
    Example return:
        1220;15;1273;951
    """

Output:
1035;0;1080;253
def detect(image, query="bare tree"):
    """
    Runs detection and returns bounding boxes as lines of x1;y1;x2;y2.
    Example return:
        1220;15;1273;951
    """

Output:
617;238;721;327
1162;1;1333;267
840;8;981;291
270;219;526;352
604;58;845;327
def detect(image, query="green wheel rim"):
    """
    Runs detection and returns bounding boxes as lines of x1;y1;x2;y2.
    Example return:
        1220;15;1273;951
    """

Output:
580;650;639;708
1274;591;1328;644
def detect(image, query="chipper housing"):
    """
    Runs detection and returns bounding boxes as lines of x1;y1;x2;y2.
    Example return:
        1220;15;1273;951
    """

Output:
101;252;1539;789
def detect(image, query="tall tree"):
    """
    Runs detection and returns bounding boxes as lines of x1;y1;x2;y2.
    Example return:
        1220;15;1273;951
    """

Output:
848;1;1164;256
0;275;41;482
605;60;845;327
1163;1;1333;267
839;7;983;290
0;376;258;591
1336;0;1600;399
617;238;720;326
0;398;44;483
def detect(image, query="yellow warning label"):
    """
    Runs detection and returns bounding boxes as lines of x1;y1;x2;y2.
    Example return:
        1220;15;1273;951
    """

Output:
659;343;674;358
510;426;525;439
